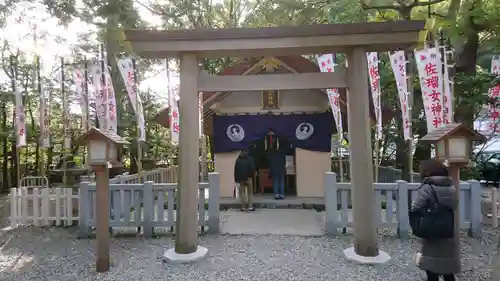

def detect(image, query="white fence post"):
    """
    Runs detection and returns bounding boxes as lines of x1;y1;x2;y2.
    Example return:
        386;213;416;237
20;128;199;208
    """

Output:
492;188;499;228
396;180;410;239
10;188;17;228
207;172;220;234
142;181;154;238
324;172;338;236
467;180;482;237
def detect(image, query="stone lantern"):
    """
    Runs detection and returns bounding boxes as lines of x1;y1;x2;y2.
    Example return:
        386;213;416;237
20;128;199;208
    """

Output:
421;123;486;165
78;128;129;168
77;127;129;272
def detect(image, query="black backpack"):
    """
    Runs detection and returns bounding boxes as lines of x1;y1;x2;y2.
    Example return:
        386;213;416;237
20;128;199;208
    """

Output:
409;184;455;239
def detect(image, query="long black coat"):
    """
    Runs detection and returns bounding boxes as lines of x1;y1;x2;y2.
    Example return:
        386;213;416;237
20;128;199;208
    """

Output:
233;151;255;183
412;176;460;274
268;150;286;178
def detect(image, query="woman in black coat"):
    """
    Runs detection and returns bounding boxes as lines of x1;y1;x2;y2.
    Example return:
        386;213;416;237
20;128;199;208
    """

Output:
412;159;459;281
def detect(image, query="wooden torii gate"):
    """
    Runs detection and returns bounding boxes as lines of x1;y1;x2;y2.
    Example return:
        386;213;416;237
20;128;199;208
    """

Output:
124;21;430;263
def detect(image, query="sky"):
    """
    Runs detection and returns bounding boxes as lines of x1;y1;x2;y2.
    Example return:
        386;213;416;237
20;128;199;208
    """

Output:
0;0;179;111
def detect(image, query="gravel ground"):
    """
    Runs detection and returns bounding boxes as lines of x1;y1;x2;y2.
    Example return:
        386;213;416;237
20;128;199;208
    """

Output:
0;225;498;281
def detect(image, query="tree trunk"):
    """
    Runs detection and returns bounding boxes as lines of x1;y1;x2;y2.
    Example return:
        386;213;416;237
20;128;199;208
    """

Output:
1;100;8;192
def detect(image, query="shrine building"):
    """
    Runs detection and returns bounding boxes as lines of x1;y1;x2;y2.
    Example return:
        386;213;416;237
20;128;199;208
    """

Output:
155;56;387;198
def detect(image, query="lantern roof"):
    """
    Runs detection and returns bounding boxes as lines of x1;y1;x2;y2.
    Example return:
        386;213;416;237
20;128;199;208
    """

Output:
421;123;486;142
78;128;129;145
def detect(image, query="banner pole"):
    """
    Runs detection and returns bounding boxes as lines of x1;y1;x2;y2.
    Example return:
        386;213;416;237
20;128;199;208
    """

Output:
10;56;21;188
36;56;45;177
83;59;91;170
132;58;142;175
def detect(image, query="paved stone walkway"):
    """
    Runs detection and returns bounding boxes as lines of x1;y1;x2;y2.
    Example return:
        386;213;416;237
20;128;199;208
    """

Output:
220;209;324;236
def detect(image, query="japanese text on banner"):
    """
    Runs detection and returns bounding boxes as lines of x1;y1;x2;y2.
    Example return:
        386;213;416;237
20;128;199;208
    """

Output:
89;63;118;133
442;47;453;126
90;64;107;128
39;88;50;147
104;67;118;133
488;55;500;133
366;52;383;140
389;51;411;140
316;54;343;136
116;57;146;141
415;47;444;132
14;88;26;147
169;88;180;144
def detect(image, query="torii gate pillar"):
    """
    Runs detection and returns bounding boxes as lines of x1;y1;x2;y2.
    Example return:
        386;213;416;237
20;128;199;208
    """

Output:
343;47;390;264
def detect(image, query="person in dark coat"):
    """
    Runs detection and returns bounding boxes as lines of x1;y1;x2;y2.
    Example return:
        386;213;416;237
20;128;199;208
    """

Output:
412;159;460;281
234;150;256;211
268;148;286;200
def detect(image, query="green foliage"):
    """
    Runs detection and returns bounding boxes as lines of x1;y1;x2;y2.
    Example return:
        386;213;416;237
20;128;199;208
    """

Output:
1;0;500;190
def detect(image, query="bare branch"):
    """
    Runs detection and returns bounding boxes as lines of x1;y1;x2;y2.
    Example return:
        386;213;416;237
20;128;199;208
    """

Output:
134;0;165;17
360;0;402;12
361;0;447;12
430;12;446;19
413;0;447;7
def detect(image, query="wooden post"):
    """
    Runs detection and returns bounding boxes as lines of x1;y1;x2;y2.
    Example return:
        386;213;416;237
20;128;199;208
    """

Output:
36;56;45;177
10;56;21;189
132;58;142;175
374;138;379;182
406;51;414;183
346;47;379;257
94;43;110;272
175;52;199;254
449;163;462;272
94;164;110;272
83;60;91;170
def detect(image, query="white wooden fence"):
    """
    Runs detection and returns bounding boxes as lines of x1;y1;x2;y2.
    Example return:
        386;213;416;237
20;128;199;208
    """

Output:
79;172;220;238
488;188;500;227
9;167;209;230
324;172;483;238
10;187;79;227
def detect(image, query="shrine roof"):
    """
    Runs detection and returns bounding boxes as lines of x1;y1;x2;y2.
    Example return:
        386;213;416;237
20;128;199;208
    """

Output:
125;21;425;42
124;20;431;58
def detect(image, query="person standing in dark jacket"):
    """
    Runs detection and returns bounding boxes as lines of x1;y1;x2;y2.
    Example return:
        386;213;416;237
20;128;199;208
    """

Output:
234;150;256;211
268;149;286;200
412;159;459;281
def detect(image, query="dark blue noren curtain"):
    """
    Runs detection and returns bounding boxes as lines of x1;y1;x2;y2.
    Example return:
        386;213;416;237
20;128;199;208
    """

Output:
213;113;333;153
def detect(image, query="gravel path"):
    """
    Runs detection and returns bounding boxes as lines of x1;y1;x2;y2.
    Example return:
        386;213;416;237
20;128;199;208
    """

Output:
0;226;498;281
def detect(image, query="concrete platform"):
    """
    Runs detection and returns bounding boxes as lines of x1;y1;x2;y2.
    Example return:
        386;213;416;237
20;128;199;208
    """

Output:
220;209;324;236
220;195;325;210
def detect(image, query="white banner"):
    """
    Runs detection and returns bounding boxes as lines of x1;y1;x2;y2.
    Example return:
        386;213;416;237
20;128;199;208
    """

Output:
317;54;343;137
488;55;500;133
389;51;411;140
14;87;26;147
366;52;383;140
116;57;146;141
39;88;50;147
415;47;444;132
442;46;453;125
169;89;180;144
104;66;118;133
90;63;118;133
166;62;179;145
74;68;89;131
90;64;106;128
